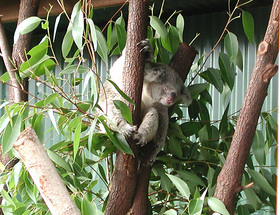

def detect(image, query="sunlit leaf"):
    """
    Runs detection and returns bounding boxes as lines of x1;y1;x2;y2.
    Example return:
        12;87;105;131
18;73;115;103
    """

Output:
14;16;42;44
72;9;84;49
166;174;190;199
87;18;97;51
189;199;203;215
207;197;230;215
62;29;74;58
96;29;108;65
81;198;98;215
47;150;72;172
176;13;184;42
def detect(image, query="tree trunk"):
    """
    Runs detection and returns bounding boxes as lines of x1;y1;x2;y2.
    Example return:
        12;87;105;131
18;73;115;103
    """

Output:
213;0;279;214
11;0;40;102
105;0;150;214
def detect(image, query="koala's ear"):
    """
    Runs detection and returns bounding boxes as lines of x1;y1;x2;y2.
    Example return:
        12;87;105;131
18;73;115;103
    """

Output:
180;86;193;106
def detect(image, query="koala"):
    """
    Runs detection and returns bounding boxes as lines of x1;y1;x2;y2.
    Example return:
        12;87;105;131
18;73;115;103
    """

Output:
99;40;192;163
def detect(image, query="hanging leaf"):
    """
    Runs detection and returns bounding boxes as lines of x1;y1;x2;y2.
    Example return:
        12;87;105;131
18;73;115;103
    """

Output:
218;52;235;90
73;122;82;159
224;32;239;63
200;68;223;93
252;130;265;165
248;169;276;196
96;29;108;65
242;11;255;44
150;16;168;40
113;100;132;124
2;114;22;154
62;29;74;58
87;18;98;51
166;174;190;199
207;197;230;215
72;9;84;50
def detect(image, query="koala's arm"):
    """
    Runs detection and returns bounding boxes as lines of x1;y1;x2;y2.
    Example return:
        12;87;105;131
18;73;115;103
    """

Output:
135;102;169;164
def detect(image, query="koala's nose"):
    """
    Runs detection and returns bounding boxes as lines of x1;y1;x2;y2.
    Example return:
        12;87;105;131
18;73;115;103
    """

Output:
171;92;177;99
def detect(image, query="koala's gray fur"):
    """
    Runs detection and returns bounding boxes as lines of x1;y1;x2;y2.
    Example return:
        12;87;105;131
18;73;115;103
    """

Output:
99;40;192;164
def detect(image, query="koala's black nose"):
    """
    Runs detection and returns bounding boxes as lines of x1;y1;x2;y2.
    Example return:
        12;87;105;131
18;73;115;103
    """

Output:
171;92;177;99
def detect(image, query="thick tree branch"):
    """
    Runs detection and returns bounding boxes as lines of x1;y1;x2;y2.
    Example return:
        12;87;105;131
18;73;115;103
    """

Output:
13;126;80;215
105;0;150;214
213;0;279;214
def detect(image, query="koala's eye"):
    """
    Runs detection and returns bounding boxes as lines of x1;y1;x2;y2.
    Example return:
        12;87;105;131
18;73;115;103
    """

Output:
163;86;168;92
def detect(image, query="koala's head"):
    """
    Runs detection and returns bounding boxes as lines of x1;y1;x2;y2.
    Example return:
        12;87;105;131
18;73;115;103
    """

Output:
144;63;192;107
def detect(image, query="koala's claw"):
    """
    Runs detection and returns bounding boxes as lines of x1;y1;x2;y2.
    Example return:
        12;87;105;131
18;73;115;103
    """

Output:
137;39;153;62
133;132;147;147
121;124;137;137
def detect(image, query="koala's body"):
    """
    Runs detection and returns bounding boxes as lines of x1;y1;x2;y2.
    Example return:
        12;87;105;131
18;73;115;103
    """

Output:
99;41;192;163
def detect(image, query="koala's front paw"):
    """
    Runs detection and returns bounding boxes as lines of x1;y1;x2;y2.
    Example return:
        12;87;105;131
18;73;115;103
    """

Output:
133;132;147;147
137;39;153;62
121;124;137;137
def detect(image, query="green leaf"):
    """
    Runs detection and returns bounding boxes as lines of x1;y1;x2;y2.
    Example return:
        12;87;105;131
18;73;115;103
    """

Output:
113;100;132;124
87;18;97;51
81;198;98;215
235;49;243;71
219;52;235;90
189;199;203;215
224;32;239;63
207;197;230;215
107;80;134;104
53;14;62;42
166;174;190;199
252;130;265;165
2;114;22;153
115;24;127;52
176;13;184;42
198;125;208;145
150;16;168;40
47;109;59;134
1;190;16;207
62;29;74;58
99;118;133;155
72;9;84;49
14;16;42;43
47;150;72;172
0;72;10;83
73;123;82;159
96;29;108;65
248;169;276;196
242;11;254;44
200;68;223;93
188;83;209;98
180;122;201;137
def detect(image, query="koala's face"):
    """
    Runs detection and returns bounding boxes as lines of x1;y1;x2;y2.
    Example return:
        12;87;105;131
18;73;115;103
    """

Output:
143;63;192;107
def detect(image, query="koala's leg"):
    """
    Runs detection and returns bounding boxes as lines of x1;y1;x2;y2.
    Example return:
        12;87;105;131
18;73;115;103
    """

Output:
148;103;169;164
135;107;159;146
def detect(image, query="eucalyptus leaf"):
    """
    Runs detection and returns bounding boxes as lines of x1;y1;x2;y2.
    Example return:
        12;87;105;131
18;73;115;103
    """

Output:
14;16;42;44
150;16;168;40
72;9;84;50
166;174;190;199
113;100;132;124
242;11;254;44
207;197;230;215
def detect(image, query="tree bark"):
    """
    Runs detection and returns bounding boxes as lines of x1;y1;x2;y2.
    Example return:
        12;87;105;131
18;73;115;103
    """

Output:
10;0;40;102
13;126;80;215
105;0;150;214
213;0;279;214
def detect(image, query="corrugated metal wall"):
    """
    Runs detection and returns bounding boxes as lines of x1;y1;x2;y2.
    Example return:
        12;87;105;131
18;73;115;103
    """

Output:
0;4;276;214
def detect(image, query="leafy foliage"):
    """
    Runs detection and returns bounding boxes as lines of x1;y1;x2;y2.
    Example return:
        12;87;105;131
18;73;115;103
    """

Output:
0;1;276;215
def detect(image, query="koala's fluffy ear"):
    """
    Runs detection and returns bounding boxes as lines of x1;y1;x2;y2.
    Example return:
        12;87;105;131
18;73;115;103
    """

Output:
180;86;192;106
